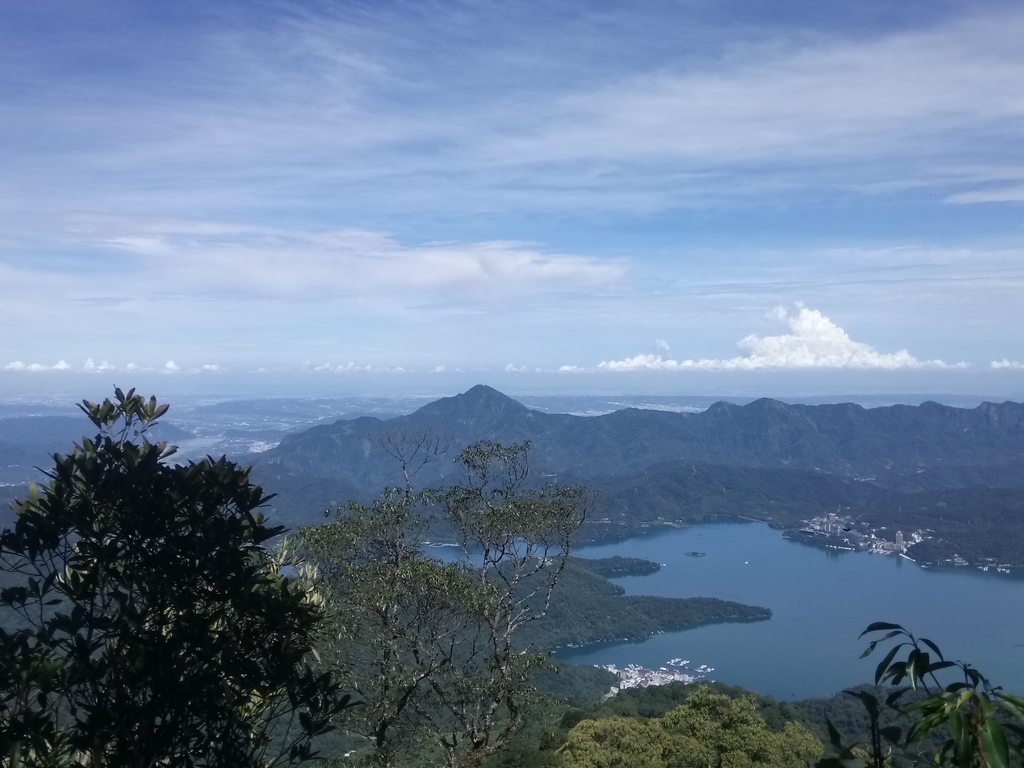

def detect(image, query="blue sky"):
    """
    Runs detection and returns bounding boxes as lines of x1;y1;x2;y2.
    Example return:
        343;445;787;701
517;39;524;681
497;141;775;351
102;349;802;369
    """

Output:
2;0;1024;398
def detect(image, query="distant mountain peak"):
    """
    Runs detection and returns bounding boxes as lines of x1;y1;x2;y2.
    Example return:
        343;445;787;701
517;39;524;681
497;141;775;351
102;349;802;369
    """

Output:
462;384;516;402
411;385;529;419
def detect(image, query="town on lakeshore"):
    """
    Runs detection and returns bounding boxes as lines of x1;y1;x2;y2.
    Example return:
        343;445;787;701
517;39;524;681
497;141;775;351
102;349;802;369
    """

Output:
791;511;1013;573
596;659;714;699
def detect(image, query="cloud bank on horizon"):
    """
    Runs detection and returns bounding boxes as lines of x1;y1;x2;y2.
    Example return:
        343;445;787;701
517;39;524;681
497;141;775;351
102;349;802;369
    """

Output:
9;306;1016;379
598;307;963;372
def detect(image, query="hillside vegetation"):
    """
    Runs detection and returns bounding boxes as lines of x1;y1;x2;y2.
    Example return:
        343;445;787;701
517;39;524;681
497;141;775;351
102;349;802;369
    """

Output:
250;386;1024;564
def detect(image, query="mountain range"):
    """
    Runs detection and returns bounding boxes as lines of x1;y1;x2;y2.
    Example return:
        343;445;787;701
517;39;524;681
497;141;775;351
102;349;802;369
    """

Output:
248;386;1024;563
260;384;1024;494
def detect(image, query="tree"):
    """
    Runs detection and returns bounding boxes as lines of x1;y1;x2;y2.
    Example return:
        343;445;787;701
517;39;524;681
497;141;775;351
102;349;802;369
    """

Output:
298;487;479;766
300;440;590;767
0;389;350;768
434;441;591;765
558;685;823;768
820;623;1024;768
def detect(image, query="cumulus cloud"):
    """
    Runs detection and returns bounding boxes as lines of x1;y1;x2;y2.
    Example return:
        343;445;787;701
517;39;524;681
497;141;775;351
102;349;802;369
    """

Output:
992;359;1024;369
201;364;220;371
333;362;372;373
82;358;116;373
655;339;670;352
599;307;960;372
504;363;526;372
4;360;73;372
164;361;180;372
558;365;584;373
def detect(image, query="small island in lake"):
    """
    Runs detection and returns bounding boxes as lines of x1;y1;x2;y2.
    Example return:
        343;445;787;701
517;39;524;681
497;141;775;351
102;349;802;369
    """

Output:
570;555;661;577
685;551;707;558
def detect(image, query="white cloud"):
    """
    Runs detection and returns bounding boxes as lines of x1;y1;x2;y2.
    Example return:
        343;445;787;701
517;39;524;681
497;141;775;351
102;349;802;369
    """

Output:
599;307;960;371
75;216;625;302
164;361;180;372
558;365;584;373
333;362;372;373
201;364;220;371
946;188;1024;205
82;358;116;373
5;360;73;372
655;339;670;352
431;365;446;373
469;10;1024;207
504;363;526;372
992;359;1024;370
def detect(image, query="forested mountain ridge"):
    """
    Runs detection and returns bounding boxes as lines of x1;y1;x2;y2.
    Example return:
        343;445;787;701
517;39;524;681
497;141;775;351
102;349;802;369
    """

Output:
261;385;1024;495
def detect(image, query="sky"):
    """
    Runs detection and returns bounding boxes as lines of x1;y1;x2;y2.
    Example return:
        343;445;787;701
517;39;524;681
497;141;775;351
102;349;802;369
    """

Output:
2;0;1024;399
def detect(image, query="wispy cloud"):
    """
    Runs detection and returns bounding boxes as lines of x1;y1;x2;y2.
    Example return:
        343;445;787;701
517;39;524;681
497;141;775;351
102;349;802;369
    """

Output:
946;187;1024;205
3;5;1024;220
70;215;624;300
599;307;963;371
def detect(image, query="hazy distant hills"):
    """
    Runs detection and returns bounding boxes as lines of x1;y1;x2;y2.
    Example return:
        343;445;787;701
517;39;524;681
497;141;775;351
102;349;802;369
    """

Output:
260;384;1024;497
0;416;191;486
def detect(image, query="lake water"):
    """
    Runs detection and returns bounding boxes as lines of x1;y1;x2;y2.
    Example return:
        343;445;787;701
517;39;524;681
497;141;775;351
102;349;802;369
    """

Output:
557;521;1024;700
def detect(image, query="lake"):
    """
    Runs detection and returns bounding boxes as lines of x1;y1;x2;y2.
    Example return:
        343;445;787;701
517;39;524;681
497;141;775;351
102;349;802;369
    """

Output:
557;521;1024;700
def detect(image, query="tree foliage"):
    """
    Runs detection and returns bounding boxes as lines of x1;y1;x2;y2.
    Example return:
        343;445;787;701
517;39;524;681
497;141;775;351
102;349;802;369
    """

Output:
557;685;822;768
0;388;349;768
301;439;590;767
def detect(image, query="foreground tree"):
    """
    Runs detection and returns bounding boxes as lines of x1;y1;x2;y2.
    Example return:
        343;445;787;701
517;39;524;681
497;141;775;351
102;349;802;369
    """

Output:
300;440;590;767
558;685;823;768
0;389;349;768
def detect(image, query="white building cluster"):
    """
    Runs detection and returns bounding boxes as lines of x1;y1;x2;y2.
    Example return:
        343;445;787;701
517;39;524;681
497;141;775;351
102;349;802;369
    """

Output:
800;511;924;556
597;661;713;698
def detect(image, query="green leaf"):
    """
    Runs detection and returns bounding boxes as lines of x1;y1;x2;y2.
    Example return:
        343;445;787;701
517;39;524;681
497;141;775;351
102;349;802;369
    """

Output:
875;643;902;684
920;637;945;661
979;694;995;719
996;694;1024;725
846;690;880;722
927;660;956;675
948;711;968;753
886;688;909;707
980;721;1010;768
906;649;919;688
860;622;904;638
